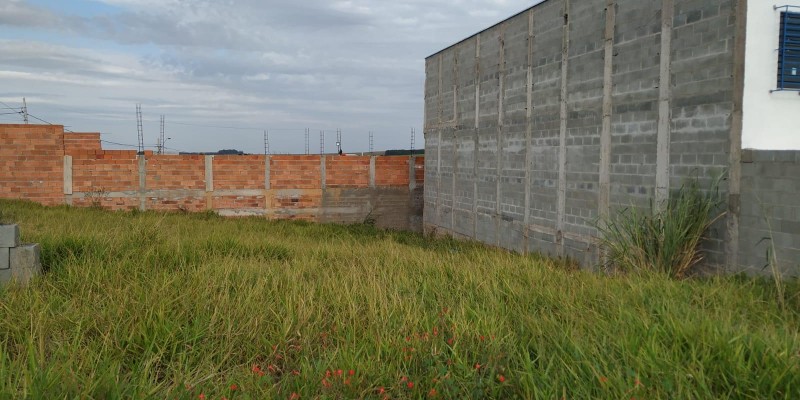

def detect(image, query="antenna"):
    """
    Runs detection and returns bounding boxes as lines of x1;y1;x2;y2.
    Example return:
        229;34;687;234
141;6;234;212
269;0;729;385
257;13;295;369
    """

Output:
158;115;165;154
410;128;416;153
320;130;325;155
136;104;144;155
22;98;28;124
264;130;270;155
369;131;374;153
336;128;342;154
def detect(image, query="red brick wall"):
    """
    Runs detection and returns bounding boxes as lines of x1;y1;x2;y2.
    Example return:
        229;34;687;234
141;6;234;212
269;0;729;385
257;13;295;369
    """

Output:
376;156;410;187
72;150;138;192
270;156;321;189
326;156;370;188
214;155;265;189
146;155;205;190
64;133;101;153
0;124;64;205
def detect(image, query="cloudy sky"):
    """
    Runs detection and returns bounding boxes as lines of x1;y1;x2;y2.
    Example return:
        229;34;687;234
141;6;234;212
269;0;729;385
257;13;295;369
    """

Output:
0;0;534;154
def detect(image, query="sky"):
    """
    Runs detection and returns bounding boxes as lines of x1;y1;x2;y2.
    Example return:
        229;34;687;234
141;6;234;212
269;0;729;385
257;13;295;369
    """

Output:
0;0;536;154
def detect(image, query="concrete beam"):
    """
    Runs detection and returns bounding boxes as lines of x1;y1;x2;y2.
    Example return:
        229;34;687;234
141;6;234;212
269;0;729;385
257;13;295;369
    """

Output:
138;155;147;211
205;155;214;210
369;156;376;189
320;155;327;189
655;0;674;208
599;0;616;223
727;0;748;270
556;0;571;256
408;156;417;191
523;9;534;253
265;155;272;190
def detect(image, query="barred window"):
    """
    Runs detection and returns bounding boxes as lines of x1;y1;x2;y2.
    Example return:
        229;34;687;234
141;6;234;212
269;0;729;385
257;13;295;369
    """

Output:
777;11;800;90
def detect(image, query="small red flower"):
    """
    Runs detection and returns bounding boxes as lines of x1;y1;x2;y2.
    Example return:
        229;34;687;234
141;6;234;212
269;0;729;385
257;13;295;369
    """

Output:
292;369;301;376
378;387;386;394
498;374;506;383
599;376;608;383
289;392;300;400
433;327;439;336
407;381;414;389
344;378;351;386
400;376;408;382
480;335;485;341
474;363;481;370
336;369;343;376
322;378;332;388
325;370;331;378
447;338;454;346
348;369;355;376
428;388;438;397
198;394;206;400
230;384;238;391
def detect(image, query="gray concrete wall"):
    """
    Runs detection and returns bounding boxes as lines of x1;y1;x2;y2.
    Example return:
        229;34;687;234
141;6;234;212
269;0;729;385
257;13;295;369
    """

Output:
737;150;800;276
424;0;743;266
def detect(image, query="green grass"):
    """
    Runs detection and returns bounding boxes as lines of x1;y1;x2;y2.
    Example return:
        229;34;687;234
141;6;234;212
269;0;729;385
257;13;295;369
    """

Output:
0;199;798;399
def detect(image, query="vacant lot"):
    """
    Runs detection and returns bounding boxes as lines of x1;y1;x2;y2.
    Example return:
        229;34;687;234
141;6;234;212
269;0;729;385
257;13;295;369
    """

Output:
0;200;798;399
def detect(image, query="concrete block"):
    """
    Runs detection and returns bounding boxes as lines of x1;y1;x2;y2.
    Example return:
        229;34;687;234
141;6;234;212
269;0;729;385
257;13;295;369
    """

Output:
4;244;42;285
0;247;8;270
0;225;19;248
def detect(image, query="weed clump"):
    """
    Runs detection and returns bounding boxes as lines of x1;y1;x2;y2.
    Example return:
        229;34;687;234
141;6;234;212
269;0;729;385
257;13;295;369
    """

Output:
598;176;725;278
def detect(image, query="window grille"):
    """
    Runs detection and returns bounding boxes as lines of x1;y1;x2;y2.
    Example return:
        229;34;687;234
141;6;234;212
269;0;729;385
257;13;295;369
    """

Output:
777;8;800;91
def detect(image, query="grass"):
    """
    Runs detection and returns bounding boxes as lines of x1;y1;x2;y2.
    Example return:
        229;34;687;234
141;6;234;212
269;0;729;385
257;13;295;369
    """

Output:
597;176;725;278
0;199;798;399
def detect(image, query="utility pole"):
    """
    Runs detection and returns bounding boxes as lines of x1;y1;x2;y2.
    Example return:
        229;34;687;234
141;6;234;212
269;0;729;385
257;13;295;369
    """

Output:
22;98;28;124
369;131;374;153
136;104;144;155
264;130;270;155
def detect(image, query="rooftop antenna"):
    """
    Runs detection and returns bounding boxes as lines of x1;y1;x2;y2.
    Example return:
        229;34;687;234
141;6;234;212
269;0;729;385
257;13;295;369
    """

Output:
410;128;416;153
304;128;310;155
369;131;374;153
319;130;325;155
264;130;270;155
336;128;342;154
21;98;29;124
136;104;144;155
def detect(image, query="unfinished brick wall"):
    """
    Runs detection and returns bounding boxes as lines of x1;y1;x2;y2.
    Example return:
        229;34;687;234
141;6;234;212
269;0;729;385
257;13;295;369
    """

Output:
0;125;64;206
0;124;425;231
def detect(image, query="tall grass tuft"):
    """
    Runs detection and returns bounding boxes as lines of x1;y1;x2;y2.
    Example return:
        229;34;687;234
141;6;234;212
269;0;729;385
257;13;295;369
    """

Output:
598;176;725;278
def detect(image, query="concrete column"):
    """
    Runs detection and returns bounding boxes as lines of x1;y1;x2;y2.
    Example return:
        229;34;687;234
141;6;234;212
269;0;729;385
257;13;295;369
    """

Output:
408;156;417;191
523;10;534;253
655;0;674;208
265;155;272;190
599;0;616;224
63;155;73;206
473;34;481;240
556;0;571;256
205;155;214;210
138;155;146;211
727;0;748;270
320;156;327;189
496;26;506;247
451;47;459;231
369;156;376;189
436;131;442;226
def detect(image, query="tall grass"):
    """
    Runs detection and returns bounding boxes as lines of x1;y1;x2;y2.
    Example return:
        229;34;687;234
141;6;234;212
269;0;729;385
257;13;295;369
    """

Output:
0;199;798;399
597;176;725;278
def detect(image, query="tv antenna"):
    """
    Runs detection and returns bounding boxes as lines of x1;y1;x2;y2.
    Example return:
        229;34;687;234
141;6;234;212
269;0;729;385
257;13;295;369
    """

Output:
136;104;144;155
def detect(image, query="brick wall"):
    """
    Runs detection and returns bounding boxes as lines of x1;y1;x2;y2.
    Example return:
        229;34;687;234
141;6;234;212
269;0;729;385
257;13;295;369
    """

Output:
0;124;424;230
0;125;64;206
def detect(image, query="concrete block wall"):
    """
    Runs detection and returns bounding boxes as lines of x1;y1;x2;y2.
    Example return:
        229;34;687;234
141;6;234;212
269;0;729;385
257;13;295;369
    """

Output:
0;125;425;231
0;224;42;285
424;0;743;266
738;150;800;276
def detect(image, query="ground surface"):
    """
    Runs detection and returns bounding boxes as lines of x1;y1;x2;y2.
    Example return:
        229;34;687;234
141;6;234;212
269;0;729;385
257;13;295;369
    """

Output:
0;200;798;399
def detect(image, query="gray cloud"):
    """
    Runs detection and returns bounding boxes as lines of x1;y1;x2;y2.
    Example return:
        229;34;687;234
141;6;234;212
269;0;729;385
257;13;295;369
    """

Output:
0;0;535;153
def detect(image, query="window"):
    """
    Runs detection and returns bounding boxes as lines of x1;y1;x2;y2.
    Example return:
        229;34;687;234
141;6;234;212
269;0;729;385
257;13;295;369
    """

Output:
778;11;800;90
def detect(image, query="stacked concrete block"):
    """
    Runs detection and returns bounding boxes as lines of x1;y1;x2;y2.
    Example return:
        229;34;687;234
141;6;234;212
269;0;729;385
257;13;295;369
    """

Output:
0;224;42;285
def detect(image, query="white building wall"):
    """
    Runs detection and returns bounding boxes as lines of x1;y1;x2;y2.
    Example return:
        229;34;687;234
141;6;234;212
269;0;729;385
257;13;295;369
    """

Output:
742;1;800;149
